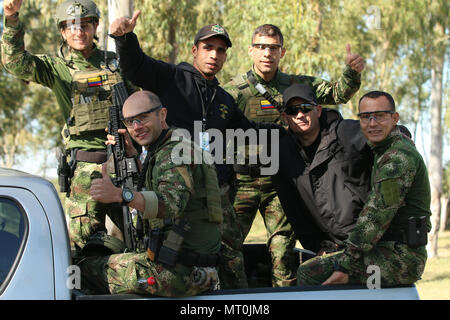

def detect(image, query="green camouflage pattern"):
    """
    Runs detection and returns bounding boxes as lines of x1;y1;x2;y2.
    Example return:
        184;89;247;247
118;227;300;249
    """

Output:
233;174;297;287
218;184;249;289
78;131;221;296
224;66;361;287
297;127;431;287
66;161;123;250
0;16;135;150
143;132;222;255
223;66;362;114
78;252;218;296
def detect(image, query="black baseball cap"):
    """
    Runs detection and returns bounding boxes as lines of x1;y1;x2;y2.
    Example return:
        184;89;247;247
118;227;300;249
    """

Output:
283;83;318;107
194;24;232;48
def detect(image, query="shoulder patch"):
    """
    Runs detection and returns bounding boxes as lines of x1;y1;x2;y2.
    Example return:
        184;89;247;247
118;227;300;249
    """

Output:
380;179;400;206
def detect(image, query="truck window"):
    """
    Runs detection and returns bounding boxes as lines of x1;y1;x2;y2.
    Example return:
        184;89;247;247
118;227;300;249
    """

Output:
0;198;26;287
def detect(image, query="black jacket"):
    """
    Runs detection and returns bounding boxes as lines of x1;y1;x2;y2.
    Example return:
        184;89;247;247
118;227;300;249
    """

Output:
272;109;373;252
115;32;278;185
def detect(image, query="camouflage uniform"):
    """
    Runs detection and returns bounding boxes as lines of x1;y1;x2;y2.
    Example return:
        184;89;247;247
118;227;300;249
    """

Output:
297;127;431;286
224;66;361;286
78;129;222;296
1;13;135;251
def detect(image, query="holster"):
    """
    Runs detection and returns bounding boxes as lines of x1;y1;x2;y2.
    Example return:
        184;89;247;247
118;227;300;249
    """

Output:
380;216;428;249
57;149;76;197
145;220;189;267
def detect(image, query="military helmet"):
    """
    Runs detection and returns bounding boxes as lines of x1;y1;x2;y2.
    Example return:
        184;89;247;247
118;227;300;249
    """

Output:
56;0;100;28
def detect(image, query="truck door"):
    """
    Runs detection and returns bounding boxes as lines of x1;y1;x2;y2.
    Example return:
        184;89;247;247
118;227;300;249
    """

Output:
0;188;55;299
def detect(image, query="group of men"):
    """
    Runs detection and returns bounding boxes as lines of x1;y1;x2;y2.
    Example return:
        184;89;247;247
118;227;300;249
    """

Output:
1;0;431;297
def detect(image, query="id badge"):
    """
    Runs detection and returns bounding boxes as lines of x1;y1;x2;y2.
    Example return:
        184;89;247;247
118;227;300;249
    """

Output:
199;131;210;152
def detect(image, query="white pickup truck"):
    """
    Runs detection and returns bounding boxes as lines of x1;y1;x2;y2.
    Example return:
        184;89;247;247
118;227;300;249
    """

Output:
0;167;420;300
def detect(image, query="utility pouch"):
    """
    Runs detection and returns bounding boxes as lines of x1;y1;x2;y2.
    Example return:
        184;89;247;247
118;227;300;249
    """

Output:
146;228;165;262
157;220;188;267
407;216;428;249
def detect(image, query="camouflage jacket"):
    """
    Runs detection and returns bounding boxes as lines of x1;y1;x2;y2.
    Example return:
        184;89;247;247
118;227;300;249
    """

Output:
223;66;361;123
1;15;134;150
140;129;222;256
337;127;432;269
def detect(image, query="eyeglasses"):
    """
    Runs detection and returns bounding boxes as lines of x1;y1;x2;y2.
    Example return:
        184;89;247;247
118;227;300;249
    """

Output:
62;19;94;33
357;110;394;124
122;105;162;128
252;43;282;52
285;103;317;115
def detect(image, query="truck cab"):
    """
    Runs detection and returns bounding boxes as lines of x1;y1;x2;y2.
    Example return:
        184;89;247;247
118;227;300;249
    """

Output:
0;168;420;300
0;168;71;299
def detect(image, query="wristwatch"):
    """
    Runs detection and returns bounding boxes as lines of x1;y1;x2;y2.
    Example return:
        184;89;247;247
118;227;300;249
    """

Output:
121;187;134;205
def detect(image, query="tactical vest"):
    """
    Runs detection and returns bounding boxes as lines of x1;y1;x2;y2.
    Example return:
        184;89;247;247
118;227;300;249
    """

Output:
233;71;295;123
143;136;222;266
232;71;294;171
145;137;223;228
66;56;122;136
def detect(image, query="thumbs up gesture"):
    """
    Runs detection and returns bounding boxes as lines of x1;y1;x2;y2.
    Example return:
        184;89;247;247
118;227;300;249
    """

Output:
110;10;141;36
89;163;122;204
345;44;365;73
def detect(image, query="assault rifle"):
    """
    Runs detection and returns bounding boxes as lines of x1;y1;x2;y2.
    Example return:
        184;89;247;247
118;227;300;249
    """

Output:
107;82;139;251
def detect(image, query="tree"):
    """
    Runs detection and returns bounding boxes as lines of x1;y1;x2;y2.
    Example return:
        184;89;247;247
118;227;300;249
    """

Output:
419;0;448;258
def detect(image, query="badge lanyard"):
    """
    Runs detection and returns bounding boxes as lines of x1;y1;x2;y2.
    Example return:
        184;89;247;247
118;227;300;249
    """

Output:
194;80;217;151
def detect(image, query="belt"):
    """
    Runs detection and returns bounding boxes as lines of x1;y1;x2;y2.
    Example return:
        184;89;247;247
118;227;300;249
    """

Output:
75;150;108;164
178;250;221;267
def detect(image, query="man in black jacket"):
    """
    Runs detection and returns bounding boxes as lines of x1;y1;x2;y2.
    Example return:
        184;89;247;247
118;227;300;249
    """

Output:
272;83;373;254
109;11;280;289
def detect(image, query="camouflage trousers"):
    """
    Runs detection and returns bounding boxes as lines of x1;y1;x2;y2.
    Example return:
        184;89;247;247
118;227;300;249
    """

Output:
233;174;297;287
77;252;219;297
65;161;124;251
218;184;249;289
297;242;427;287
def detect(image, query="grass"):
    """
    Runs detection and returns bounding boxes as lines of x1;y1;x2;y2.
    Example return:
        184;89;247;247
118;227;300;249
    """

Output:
416;230;450;300
245;213;450;300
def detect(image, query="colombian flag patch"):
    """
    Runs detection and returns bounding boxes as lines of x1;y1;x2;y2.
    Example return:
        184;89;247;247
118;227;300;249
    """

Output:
87;76;102;87
260;100;274;109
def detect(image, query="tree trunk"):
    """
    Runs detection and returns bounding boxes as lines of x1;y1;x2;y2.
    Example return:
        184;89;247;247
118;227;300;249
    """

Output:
440;196;449;232
107;0;134;52
167;20;178;64
426;24;445;257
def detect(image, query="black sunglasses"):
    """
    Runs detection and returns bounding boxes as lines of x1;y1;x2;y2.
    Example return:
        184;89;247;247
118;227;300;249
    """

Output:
285;103;317;115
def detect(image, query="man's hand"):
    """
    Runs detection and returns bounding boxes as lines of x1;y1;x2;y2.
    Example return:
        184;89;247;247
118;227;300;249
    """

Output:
109;10;141;36
345;44;365;73
105;128;138;157
322;271;349;285
89;163;122;204
3;0;23;16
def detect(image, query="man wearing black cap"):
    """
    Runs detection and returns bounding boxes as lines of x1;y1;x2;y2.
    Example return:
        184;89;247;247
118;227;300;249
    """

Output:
272;83;373;255
223;24;364;287
108;12;282;290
